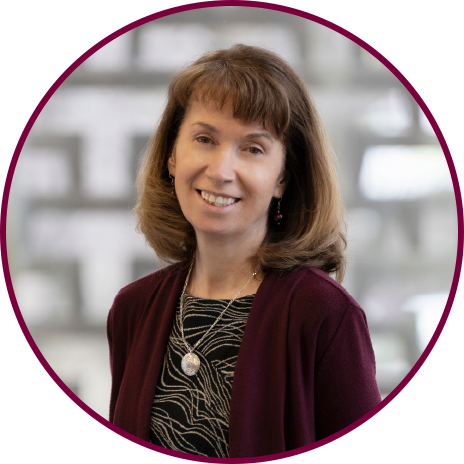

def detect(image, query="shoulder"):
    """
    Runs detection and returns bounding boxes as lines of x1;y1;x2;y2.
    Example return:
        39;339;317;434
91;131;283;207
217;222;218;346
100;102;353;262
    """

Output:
293;267;360;310
267;267;360;310
114;261;184;303
265;268;371;367
262;267;365;330
109;261;186;327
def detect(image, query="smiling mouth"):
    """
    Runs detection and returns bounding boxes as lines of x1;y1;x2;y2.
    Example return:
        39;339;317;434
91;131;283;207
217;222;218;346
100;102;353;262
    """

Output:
197;190;240;207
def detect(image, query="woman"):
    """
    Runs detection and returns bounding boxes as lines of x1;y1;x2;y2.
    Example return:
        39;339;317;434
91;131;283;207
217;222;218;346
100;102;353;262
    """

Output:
107;44;381;458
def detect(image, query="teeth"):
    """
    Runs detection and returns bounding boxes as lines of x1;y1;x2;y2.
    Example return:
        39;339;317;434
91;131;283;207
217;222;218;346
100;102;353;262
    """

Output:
200;191;237;207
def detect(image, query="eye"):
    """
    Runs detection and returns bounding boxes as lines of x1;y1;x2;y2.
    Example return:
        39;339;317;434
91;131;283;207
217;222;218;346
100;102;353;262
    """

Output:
246;146;264;156
196;136;213;144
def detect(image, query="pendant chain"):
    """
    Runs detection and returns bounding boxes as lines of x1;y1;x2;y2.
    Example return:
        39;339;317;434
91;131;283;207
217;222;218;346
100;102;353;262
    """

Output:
179;257;257;355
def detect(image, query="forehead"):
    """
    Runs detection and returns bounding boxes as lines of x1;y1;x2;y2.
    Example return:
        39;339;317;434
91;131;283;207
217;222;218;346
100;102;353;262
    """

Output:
182;100;272;134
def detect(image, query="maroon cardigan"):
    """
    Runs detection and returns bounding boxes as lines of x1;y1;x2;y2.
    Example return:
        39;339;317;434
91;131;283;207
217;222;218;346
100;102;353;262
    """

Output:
107;263;381;458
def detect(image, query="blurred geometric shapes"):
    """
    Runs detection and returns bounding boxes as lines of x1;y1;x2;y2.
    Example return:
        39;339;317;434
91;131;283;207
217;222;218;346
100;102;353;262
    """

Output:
368;307;419;397
224;25;300;66
28;210;149;257
84;33;132;72
14;148;72;197
371;331;411;396
419;109;436;137
31;88;165;198
13;271;59;324
346;207;382;248
359;145;453;200
382;220;413;261
308;24;355;78
138;24;215;71
27;210;156;322
359;48;385;72
403;292;449;351
80;128;133;198
37;333;111;418
80;253;132;323
360;88;411;137
137;22;300;71
132;258;161;282
419;204;458;259
361;282;405;324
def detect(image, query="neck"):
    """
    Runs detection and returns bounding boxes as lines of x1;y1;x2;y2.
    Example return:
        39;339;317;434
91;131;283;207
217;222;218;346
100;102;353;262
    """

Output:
187;230;265;299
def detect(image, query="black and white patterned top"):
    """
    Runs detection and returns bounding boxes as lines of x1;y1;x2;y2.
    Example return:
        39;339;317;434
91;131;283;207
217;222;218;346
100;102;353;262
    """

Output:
150;292;254;457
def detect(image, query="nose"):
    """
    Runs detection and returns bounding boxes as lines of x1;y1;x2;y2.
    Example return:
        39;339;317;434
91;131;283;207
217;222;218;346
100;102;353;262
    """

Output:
205;145;236;185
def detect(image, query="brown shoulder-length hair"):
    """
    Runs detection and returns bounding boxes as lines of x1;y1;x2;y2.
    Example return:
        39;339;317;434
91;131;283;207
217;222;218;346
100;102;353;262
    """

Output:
136;44;347;282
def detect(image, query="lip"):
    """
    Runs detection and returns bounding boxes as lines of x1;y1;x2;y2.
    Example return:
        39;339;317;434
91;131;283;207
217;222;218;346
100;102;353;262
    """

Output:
197;189;240;200
196;190;241;210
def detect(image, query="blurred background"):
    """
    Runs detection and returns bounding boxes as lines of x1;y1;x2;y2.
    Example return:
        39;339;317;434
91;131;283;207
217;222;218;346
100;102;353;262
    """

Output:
6;6;457;419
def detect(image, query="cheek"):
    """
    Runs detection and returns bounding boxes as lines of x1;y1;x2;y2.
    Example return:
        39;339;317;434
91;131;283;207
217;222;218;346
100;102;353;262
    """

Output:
175;145;205;174
175;160;198;184
250;168;283;198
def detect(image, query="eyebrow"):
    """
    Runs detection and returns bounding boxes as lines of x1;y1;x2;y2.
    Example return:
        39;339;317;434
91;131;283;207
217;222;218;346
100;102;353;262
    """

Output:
191;122;275;143
191;122;218;133
245;132;274;143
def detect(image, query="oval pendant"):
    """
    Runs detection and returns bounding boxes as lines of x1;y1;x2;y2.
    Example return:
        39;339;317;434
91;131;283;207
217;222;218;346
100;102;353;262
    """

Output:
181;352;200;376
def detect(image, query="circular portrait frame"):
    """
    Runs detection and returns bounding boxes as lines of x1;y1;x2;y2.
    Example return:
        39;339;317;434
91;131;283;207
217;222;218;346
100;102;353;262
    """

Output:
1;1;463;463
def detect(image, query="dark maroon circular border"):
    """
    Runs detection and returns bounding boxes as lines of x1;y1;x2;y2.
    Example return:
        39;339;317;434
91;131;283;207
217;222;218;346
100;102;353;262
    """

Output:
1;1;463;463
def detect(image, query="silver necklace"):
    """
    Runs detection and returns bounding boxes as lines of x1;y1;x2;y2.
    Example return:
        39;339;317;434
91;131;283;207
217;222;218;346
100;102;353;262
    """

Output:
179;258;257;376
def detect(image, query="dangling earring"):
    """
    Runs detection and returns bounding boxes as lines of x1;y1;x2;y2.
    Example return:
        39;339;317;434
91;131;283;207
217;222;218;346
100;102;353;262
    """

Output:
169;174;175;195
274;197;283;225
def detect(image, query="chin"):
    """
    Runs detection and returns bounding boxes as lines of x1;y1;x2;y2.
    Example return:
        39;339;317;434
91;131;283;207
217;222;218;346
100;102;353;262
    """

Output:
187;213;268;240
194;224;238;237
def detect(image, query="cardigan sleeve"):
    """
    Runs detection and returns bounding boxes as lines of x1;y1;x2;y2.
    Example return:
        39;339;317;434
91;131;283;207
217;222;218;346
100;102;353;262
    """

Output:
107;303;117;423
314;303;381;440
107;296;130;424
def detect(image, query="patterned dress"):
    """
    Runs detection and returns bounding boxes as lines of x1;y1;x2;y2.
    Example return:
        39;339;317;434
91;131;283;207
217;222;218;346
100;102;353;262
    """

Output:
150;293;254;457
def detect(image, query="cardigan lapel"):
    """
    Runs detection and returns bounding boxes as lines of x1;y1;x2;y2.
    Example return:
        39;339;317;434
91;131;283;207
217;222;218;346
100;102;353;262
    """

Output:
114;264;189;440
228;270;300;457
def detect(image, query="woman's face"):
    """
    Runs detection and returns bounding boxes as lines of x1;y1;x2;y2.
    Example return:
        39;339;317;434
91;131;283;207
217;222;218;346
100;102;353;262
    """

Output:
168;100;286;241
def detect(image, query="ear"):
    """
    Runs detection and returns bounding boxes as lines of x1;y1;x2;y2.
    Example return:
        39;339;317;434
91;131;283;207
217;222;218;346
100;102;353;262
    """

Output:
273;170;289;199
167;148;176;177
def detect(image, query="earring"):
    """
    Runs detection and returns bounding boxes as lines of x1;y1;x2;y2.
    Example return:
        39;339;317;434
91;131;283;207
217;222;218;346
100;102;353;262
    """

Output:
169;174;175;195
274;197;283;225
